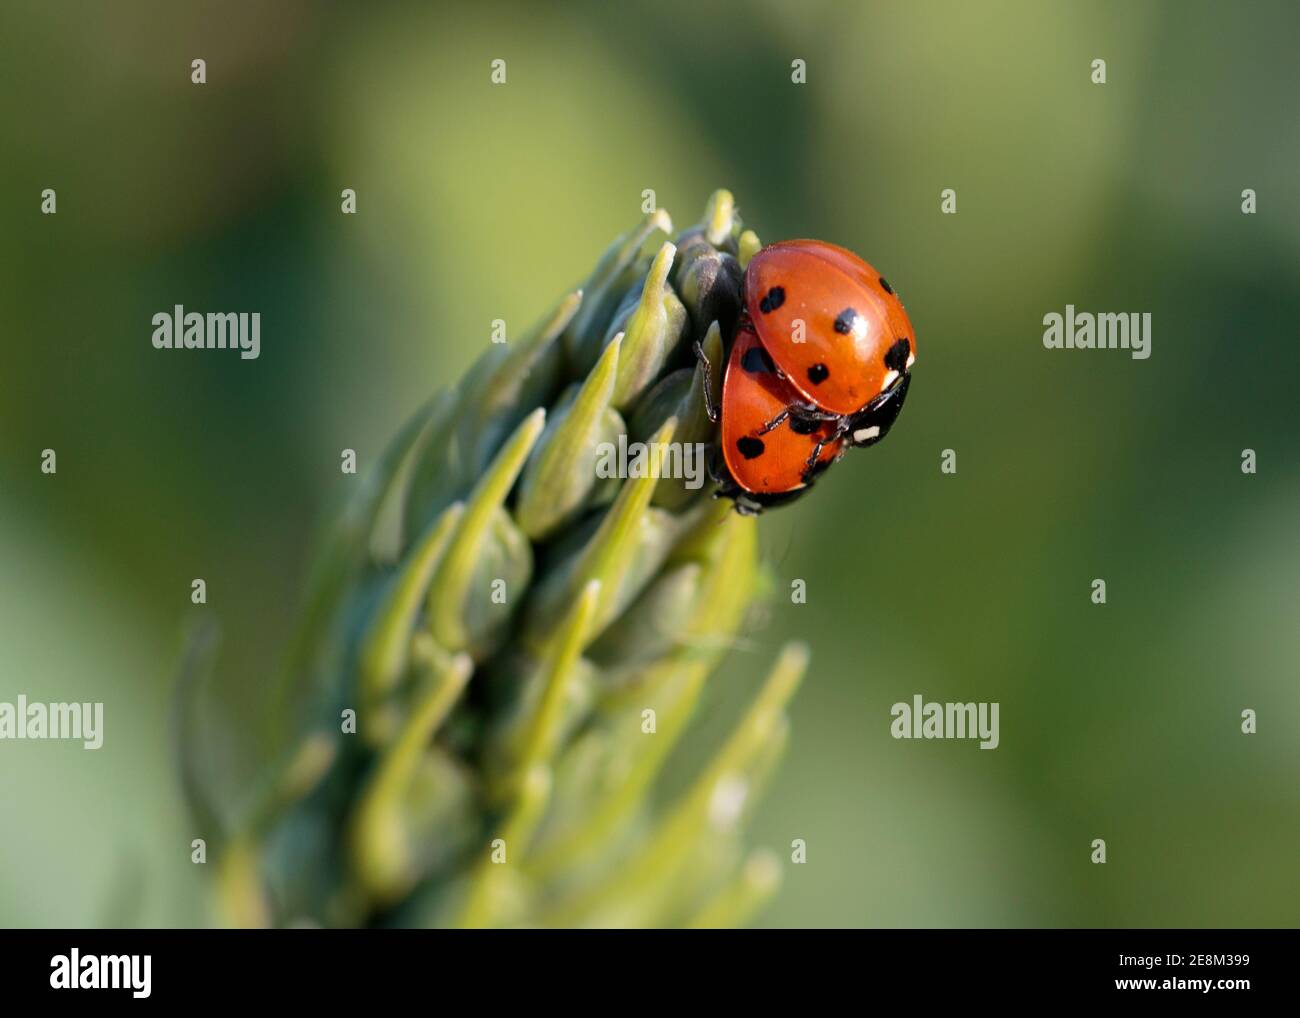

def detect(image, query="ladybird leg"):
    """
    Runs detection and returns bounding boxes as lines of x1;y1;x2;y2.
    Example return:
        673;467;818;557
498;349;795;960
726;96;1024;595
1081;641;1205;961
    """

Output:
802;418;850;478
756;407;792;436
757;401;837;436
799;402;842;422
693;340;720;423
801;447;827;480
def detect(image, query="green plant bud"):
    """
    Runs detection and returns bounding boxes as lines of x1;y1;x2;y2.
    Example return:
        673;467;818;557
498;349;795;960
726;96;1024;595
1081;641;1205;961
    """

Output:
675;244;743;348
702;188;739;248
444;505;533;663
349;649;474;905
454;291;578;474
456;763;552;928
585;562;702;681
523;419;684;648
427;410;544;658
405;292;579;531
515;336;625;540
369;388;460;564
565;209;673;373
357;502;464;744
527;509;758;884
274;390;457;718
484;647;599;790
487;580;601;804
600;242;688;411
737;228;762;269
675;189;740;254
544;641;806;927
532;653;710;878
191;194;807;931
664;498;759;650
627;319;723;510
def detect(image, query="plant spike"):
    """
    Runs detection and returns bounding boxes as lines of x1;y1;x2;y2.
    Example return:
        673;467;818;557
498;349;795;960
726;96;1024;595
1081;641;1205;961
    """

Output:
186;192;805;931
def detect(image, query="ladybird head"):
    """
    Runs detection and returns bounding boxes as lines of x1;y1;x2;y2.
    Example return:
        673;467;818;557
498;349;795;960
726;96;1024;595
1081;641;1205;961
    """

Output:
846;372;911;448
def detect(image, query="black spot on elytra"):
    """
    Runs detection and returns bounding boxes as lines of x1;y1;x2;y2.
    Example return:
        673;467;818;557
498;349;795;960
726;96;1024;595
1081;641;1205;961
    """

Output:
884;338;910;372
789;415;820;435
741;345;776;374
737;436;766;459
759;286;785;313
879;276;894;295
807;363;829;385
833;308;859;334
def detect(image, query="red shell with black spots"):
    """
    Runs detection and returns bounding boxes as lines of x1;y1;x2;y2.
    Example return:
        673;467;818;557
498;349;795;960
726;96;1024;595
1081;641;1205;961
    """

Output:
720;321;844;496
744;239;916;417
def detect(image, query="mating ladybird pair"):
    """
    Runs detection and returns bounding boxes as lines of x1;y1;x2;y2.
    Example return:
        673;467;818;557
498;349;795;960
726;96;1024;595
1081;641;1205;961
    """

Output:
700;239;917;514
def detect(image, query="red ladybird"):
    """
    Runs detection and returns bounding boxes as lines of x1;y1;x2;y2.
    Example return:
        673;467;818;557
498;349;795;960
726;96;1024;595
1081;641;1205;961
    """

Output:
699;238;916;514
744;239;915;446
709;321;844;515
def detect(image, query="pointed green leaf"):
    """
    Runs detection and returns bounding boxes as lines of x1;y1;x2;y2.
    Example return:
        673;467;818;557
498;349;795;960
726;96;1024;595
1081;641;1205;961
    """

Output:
494;580;601;800
525;417;677;646
701;188;737;248
358;501;464;733
515;336;623;539
585;562;702;677
457;764;552;929
277;390;454;712
427;409;545;653
544;641;806;924
349;650;474;904
454;291;578;477
405;292;579;532
628;320;723;510
604;241;687;410
566;209;673;372
370;388;459;563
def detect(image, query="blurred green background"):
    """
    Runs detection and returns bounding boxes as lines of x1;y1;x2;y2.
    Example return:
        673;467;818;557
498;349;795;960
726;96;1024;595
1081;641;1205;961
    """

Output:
2;0;1297;927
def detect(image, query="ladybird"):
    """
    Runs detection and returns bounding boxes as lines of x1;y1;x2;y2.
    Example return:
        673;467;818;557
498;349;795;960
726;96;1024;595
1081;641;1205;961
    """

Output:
708;321;844;515
744;239;915;446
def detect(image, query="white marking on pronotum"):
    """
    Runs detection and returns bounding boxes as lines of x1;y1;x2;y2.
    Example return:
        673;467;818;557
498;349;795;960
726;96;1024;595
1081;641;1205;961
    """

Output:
880;369;899;391
905;352;916;369
853;425;881;444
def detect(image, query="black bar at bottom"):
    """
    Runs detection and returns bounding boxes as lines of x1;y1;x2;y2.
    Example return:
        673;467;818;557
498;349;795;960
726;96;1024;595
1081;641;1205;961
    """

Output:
0;928;1291;1006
